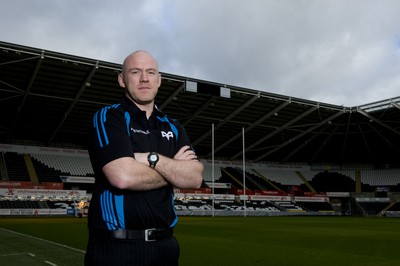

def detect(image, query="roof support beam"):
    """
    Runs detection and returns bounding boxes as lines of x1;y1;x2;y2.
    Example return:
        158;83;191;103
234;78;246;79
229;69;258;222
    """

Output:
192;93;260;147
231;105;319;160
339;111;352;164
47;62;99;144
159;83;185;110
283;123;333;163
309;124;341;164
206;100;290;158
253;110;344;162
9;52;44;139
367;122;400;154
391;101;400;110
356;107;400;136
182;96;218;127
357;123;374;162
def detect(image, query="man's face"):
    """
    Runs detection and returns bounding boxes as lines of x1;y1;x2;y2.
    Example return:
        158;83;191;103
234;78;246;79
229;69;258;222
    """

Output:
118;51;161;106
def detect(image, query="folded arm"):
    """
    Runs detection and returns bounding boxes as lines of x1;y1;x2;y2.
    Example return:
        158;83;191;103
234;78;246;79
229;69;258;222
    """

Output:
102;157;168;191
155;145;203;189
102;145;203;191
134;145;203;189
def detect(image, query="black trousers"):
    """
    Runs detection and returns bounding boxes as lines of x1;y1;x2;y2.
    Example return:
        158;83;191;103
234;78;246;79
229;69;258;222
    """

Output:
84;234;180;266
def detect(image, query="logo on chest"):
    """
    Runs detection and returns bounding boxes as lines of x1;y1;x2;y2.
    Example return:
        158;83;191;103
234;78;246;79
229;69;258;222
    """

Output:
161;131;174;140
131;128;150;135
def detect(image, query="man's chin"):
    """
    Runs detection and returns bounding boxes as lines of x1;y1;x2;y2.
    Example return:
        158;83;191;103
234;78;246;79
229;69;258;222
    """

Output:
129;97;154;107
125;93;153;106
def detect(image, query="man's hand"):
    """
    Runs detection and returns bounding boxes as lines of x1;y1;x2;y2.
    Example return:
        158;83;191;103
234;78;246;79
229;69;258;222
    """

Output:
174;145;198;161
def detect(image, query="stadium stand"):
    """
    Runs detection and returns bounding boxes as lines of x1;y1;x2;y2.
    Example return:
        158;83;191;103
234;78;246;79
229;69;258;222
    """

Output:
296;201;334;212
0;199;42;209
29;156;65;183
269;200;302;211
2;152;31;182
245;200;281;212
361;169;400;186
1;42;400;219
361;202;390;216
1;145;400;217
387;202;400;211
1;41;400;219
30;153;94;177
202;164;222;182
256;169;305;186
308;171;355;192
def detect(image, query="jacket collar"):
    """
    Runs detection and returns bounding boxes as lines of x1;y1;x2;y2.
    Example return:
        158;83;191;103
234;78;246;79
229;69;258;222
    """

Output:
120;95;164;117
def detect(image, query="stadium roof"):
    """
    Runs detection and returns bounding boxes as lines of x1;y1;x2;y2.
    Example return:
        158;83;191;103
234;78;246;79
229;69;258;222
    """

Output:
1;41;400;167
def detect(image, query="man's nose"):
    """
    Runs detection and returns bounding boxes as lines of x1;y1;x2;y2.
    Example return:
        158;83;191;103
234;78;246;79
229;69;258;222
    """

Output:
140;72;149;82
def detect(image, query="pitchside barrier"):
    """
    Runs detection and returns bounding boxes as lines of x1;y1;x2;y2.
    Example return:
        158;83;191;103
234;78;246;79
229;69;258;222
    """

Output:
175;210;341;216
0;208;74;216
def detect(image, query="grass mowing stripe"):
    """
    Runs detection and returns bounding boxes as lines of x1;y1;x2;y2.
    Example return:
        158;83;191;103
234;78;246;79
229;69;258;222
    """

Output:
0;252;33;257
0;227;85;254
0;221;86;266
176;216;400;266
0;216;399;266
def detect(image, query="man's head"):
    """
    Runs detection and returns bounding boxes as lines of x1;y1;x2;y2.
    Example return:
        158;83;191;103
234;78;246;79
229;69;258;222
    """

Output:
118;50;161;108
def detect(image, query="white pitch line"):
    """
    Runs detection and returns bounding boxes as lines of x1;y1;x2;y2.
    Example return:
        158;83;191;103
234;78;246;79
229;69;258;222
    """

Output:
45;261;58;266
0;227;85;254
0;252;32;257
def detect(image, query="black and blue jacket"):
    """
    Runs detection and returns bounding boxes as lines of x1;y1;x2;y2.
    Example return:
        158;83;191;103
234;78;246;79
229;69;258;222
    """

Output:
87;95;193;231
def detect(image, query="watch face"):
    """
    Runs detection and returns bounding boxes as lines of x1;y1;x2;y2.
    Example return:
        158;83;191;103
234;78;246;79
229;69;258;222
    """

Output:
150;154;157;161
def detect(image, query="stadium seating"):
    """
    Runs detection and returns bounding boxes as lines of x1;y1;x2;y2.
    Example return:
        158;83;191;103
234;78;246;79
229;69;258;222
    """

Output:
256;169;305;186
308;171;355;192
271;200;304;212
1;152;31;182
357;201;390;216
0;199;42;209
0;151;94;184
296;201;334;212
30;153;94;177
202;164;222;182
360;169;400;186
2;147;400;217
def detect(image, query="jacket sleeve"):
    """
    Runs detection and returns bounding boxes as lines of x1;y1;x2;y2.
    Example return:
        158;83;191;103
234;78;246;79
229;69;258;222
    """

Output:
89;105;134;169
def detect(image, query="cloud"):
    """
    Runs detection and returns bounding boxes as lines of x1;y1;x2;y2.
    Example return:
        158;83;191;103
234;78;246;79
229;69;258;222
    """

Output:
1;0;400;106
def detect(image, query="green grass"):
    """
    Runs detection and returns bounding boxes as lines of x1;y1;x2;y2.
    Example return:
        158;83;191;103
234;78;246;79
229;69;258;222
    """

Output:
0;216;399;266
0;217;87;266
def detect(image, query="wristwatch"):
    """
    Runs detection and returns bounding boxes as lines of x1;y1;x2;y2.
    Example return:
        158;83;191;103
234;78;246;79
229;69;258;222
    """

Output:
147;152;159;168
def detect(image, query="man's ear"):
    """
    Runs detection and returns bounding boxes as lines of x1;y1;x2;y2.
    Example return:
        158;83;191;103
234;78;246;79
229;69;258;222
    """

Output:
118;73;126;88
157;74;162;87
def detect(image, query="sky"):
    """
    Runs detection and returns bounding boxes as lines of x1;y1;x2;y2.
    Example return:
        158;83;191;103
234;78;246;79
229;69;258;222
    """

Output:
1;0;400;106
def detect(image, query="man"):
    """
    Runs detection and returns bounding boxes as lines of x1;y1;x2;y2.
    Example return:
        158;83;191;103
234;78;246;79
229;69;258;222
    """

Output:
84;50;203;265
